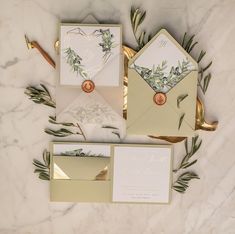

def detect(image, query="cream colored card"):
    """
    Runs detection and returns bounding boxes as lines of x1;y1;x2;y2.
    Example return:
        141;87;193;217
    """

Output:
127;29;198;137
112;145;172;203
60;24;121;87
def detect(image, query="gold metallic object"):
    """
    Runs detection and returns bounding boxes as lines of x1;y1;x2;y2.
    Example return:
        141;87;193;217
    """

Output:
95;166;108;180
25;35;56;68
54;40;60;54
195;98;218;131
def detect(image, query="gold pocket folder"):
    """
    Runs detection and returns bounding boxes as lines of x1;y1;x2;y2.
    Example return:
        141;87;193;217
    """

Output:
127;29;198;137
50;142;173;204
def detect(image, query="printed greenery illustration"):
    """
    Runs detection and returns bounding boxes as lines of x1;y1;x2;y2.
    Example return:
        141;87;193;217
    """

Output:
130;6;213;94
59;148;107;157
93;29;117;62
132;58;193;93
64;47;88;79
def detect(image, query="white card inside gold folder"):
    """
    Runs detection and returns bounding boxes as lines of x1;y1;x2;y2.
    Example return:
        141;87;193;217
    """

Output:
112;145;172;203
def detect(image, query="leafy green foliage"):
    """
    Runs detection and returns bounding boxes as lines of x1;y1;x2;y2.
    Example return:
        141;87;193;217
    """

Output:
46;116;86;140
177;94;188;108
44;128;78;137
130;7;151;49
173;172;199;193
181;33;212;94
64;47;88;79
173;136;202;173
33;150;50;180
24;84;56;108
178;113;185;130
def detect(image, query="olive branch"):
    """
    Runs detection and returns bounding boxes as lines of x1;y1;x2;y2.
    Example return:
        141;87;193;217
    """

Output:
172;136;202;193
24;85;86;140
181;33;212;94
24;84;55;108
33;150;50;180
130;7;152;50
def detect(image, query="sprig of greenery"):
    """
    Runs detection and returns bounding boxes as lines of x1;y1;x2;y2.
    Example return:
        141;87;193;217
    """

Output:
178;113;185;130
130;7;151;50
44;128;80;137
24;84;55;108
177;94;188;108
173;171;199;193
173;136;202;173
102;125;121;140
64;47;88;79
181;33;212;94
33;150;50;180
46;116;86;140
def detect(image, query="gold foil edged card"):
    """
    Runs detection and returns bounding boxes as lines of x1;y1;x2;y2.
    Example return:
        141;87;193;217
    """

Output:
95;166;109;180
53;163;70;179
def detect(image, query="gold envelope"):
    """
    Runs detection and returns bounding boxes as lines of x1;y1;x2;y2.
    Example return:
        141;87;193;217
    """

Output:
127;29;198;137
50;155;111;202
50;142;173;204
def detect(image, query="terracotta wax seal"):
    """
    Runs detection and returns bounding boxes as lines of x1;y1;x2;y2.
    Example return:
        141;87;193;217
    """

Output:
153;92;167;105
81;80;95;93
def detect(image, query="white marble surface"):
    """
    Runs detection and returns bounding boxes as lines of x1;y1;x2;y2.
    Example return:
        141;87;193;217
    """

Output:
0;0;235;233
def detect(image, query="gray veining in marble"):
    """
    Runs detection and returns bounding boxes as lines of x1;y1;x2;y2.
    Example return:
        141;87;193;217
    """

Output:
0;0;235;233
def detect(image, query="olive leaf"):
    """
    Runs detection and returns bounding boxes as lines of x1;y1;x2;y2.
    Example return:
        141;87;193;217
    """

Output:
24;84;56;108
33;150;50;181
102;125;121;139
178;113;185;130
173;136;202;173
112;131;121;139
46;116;86;140
102;125;119;130
173;171;199;193
181;33;212;94
177;94;188;108
130;7;150;49
44;128;80;137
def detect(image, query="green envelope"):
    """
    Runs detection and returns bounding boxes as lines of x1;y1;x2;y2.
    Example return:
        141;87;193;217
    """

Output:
127;29;198;137
50;156;111;202
50;142;173;204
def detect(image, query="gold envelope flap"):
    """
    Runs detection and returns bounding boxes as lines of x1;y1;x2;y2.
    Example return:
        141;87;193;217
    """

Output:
52;156;110;180
127;69;196;136
50;180;111;202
